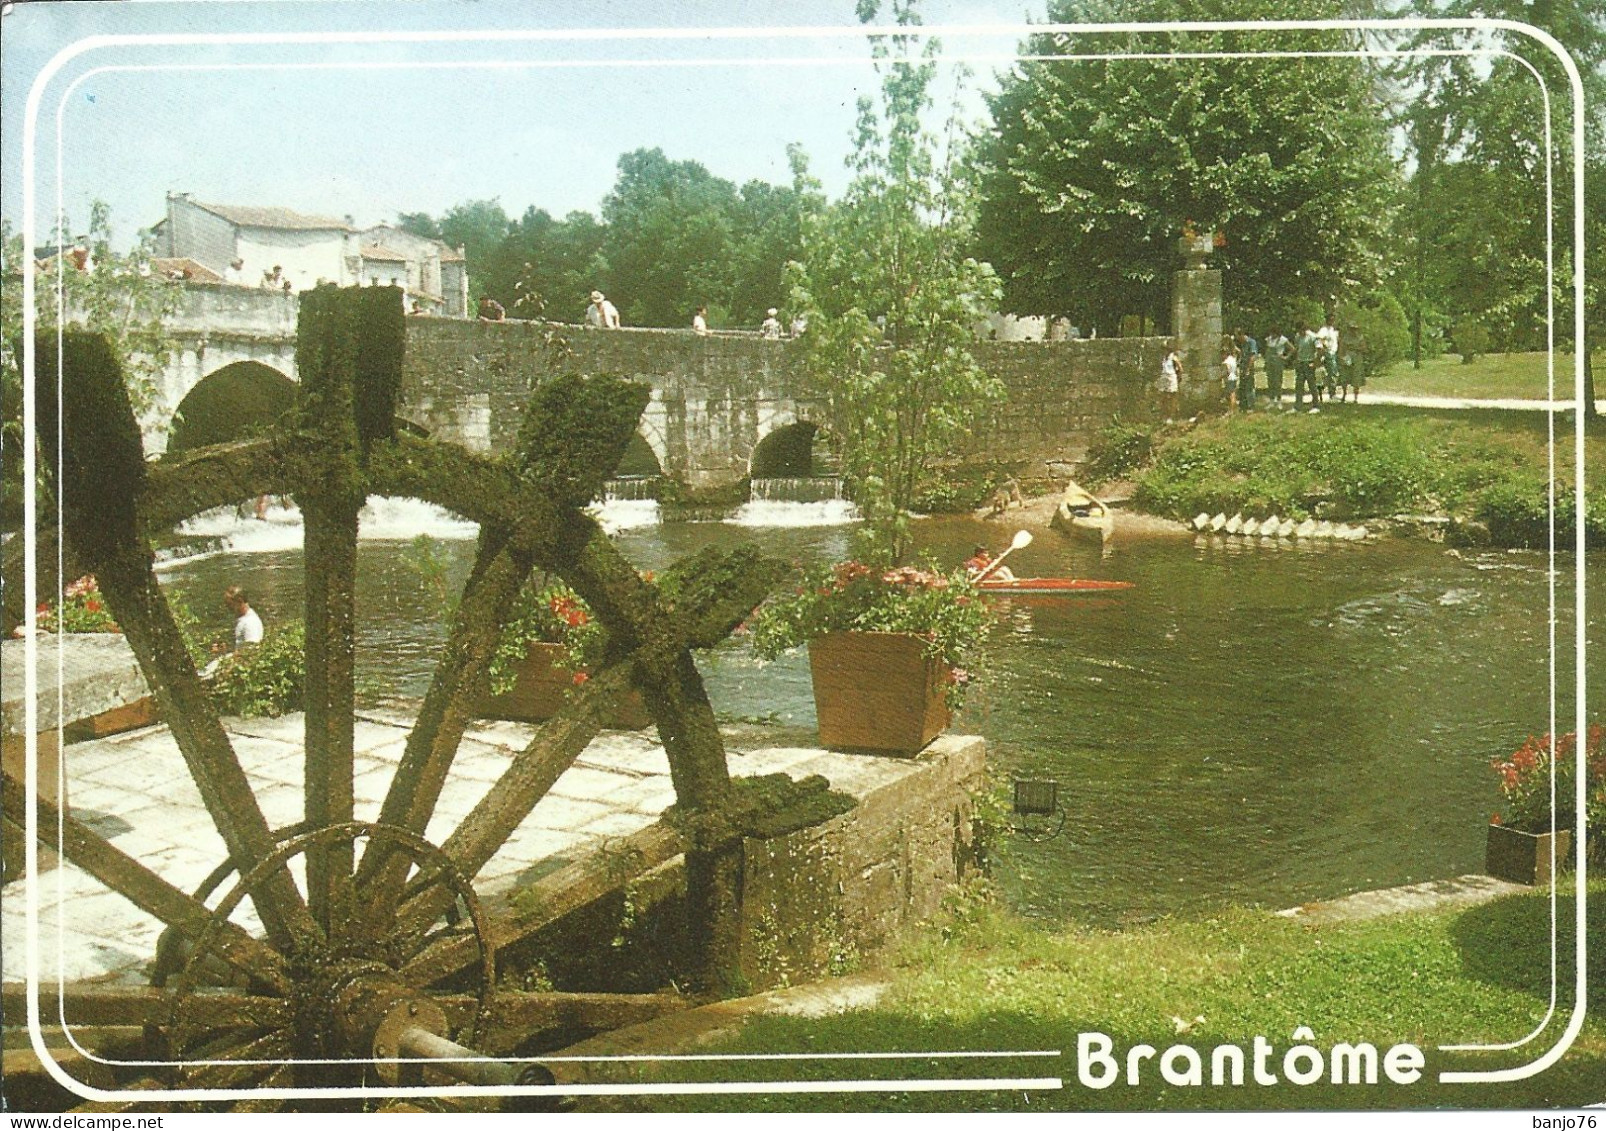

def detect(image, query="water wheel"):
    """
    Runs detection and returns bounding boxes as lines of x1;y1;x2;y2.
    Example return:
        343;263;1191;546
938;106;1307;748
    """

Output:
4;287;792;1111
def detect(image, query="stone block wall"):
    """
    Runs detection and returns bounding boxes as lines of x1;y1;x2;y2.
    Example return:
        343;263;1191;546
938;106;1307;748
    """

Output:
736;734;986;989
968;338;1167;469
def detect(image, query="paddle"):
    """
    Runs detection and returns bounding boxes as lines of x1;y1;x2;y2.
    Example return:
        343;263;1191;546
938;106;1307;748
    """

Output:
972;529;1033;584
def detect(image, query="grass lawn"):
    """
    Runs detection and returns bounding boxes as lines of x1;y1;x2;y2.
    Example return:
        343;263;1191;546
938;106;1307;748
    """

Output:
589;881;1606;1112
1368;351;1603;401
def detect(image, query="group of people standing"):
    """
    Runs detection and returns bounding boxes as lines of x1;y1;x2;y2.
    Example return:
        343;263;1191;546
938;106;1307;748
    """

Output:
1256;318;1366;412
1171;317;1366;417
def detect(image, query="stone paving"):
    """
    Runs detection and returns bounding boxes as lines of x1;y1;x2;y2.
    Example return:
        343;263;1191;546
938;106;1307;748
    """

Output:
1275;873;1528;925
2;707;909;986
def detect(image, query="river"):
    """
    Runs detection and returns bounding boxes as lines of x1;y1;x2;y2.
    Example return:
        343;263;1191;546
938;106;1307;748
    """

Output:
155;498;1594;927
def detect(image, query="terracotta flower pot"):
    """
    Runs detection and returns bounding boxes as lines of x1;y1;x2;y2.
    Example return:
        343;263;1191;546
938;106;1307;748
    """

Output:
808;631;950;755
480;642;649;729
1486;823;1571;886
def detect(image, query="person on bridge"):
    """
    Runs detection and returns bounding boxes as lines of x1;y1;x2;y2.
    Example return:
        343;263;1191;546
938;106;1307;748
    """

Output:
692;305;710;335
478;296;506;322
586;290;621;329
760;308;782;339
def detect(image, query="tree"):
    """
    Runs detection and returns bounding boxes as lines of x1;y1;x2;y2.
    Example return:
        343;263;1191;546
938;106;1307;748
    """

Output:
599;149;745;327
789;1;1002;561
973;0;1399;334
478;207;606;321
725;169;816;326
1389;0;1606;406
395;211;442;240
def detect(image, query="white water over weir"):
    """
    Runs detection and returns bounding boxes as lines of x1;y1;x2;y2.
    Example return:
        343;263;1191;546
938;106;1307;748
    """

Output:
154;474;864;561
594;476;663;530
160;497;479;566
748;476;847;504
729;476;859;527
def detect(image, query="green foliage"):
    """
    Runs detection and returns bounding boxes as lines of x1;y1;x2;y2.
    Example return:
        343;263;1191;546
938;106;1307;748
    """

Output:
1133;415;1433;519
205;622;306;719
1083;419;1158;483
591;148;814;328
1124;411;1606;542
910;465;1018;514
974;0;1399;332
480;207;607;322
601;148;743;328
1336;290;1412;377
487;579;603;696
1472;479;1606;549
1391;2;1606;359
750;560;992;705
790;6;1003;560
596;883;1606;1112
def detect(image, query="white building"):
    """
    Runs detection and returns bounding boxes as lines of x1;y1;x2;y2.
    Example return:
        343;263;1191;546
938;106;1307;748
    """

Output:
156;193;469;316
355;225;468;318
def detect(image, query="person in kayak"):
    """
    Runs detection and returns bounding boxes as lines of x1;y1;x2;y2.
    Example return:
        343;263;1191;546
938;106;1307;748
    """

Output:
965;544;1015;583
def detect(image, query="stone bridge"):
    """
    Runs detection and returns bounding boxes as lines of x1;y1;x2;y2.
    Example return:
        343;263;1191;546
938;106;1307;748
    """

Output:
144;279;1212;487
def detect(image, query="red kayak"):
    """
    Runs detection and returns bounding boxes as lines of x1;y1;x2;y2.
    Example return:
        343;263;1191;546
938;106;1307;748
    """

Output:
977;577;1134;595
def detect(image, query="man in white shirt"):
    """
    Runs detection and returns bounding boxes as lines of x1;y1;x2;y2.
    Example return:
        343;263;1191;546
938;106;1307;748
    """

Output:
225;586;263;649
203;586;263;676
586;290;620;328
760;308;782;339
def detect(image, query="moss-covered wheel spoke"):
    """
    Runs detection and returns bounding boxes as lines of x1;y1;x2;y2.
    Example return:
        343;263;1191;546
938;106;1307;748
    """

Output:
353;528;536;933
32;332;320;953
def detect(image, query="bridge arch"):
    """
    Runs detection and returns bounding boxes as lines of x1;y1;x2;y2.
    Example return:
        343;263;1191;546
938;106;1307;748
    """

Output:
167;360;297;454
748;418;836;479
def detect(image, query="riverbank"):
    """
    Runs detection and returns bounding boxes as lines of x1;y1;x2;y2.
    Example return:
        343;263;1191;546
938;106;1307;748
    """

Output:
1063;407;1606;549
583;877;1606;1111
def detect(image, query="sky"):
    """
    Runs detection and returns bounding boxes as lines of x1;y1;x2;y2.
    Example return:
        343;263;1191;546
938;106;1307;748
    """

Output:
1;0;1053;251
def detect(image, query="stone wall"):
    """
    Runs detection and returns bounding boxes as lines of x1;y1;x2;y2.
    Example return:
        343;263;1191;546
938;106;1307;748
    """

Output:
966;338;1166;469
144;270;1221;481
523;734;987;995
735;734;986;988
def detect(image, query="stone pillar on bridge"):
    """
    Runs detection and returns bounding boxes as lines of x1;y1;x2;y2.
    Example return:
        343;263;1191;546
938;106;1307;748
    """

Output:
1171;233;1222;411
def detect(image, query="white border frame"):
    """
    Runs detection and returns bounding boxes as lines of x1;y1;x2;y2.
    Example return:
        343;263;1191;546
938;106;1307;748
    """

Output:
15;13;1588;1104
